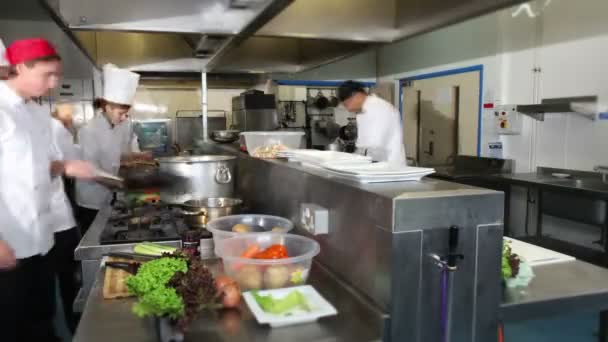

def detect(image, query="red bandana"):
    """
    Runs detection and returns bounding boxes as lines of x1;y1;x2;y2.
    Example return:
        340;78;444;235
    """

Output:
5;38;58;65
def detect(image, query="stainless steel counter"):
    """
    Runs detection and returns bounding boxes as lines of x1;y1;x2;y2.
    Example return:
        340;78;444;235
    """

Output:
74;205;181;312
489;172;608;199
73;261;385;342
501;260;608;322
199;142;485;200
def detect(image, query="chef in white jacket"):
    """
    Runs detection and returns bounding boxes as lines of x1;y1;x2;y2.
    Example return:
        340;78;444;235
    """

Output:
75;64;145;234
337;80;406;166
0;37;95;342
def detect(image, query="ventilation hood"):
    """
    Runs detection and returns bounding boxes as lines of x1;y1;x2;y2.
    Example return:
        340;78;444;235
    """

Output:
45;0;528;74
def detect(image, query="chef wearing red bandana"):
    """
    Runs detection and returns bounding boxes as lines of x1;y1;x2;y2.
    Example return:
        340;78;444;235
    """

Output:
0;38;95;342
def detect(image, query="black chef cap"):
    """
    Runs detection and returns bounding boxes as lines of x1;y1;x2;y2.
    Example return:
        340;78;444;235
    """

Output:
337;80;366;102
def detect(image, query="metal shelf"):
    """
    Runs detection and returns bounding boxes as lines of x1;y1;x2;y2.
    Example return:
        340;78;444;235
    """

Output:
516;96;597;121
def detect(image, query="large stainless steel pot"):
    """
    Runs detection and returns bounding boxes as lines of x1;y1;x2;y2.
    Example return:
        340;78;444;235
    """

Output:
156;155;236;204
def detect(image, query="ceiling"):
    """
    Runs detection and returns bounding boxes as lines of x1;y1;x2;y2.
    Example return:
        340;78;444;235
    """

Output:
3;0;529;74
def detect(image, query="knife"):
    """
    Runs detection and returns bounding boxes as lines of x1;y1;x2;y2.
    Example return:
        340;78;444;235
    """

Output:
105;251;159;261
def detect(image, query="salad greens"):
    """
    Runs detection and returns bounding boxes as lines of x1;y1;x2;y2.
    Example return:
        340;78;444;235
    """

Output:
251;290;310;314
126;257;188;318
501;240;521;281
501;242;512;280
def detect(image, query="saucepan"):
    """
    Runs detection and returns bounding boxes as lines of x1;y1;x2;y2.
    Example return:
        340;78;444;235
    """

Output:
179;197;242;229
210;130;240;143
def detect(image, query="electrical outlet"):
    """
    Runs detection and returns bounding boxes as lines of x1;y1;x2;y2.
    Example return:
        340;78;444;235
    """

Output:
300;203;328;235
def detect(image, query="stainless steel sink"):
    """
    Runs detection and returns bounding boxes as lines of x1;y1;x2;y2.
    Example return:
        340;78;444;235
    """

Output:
545;178;608;192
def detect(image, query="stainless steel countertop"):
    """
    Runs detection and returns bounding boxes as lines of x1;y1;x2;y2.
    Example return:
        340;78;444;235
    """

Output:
501;260;608;322
73;260;385;342
488;172;608;199
201;142;496;200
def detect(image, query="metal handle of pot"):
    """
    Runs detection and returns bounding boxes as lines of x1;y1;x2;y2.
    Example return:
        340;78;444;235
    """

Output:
215;164;232;184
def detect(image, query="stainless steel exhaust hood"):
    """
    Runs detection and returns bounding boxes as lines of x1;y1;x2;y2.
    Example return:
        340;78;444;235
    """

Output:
47;0;528;74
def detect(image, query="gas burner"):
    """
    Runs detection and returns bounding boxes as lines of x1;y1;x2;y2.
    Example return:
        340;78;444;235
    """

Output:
114;228;168;242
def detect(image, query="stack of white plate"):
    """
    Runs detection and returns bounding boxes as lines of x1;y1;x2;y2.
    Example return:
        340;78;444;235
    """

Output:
276;149;434;183
277;150;372;167
321;162;435;183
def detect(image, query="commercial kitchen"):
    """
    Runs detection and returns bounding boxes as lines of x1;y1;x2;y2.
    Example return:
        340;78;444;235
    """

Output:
2;0;608;341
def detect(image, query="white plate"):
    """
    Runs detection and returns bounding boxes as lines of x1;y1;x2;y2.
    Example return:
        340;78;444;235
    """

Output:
324;163;435;176
551;173;571;178
279;150;372;164
243;285;338;328
325;169;435;183
504;237;575;266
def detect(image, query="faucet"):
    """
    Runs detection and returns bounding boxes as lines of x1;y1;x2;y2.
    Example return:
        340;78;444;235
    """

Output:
594;165;608;182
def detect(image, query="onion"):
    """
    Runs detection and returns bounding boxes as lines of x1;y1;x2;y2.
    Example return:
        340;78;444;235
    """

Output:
215;275;236;290
220;283;242;308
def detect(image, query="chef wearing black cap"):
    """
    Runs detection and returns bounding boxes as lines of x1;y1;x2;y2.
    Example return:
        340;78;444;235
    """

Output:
337;80;406;165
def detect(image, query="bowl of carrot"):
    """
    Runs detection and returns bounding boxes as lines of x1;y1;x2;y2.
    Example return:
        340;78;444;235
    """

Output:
214;234;320;290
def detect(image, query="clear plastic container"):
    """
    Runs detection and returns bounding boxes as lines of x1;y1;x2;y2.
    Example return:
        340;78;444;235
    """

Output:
206;214;294;245
240;131;305;158
215;234;320;290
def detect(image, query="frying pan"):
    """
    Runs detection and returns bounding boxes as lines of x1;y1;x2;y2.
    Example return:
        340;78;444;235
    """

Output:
94;167;186;191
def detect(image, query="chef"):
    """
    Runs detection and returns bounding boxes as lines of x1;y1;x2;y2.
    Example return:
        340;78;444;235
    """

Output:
337;80;406;165
0;38;95;342
49;101;81;333
75;64;145;234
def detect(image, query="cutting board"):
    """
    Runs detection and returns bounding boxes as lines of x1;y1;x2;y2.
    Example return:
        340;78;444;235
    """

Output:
103;257;135;299
504;237;575;266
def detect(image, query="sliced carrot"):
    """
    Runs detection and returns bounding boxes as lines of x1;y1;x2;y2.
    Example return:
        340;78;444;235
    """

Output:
233;244;262;271
240;244;261;258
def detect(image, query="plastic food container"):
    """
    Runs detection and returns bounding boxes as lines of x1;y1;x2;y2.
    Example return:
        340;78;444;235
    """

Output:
215;234;320;290
206;214;294;245
240;131;305;158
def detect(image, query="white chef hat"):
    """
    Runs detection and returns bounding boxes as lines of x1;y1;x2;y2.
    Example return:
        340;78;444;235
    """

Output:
102;63;140;106
0;38;8;67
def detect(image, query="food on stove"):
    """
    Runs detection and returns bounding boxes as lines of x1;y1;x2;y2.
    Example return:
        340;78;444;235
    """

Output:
251;290;310;314
263;265;291;289
235;265;263;290
251;143;288;159
252;244;288;259
133;242;177;256
232;223;251;233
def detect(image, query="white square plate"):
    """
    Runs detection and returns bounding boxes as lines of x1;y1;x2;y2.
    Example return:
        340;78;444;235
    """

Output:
242;285;338;328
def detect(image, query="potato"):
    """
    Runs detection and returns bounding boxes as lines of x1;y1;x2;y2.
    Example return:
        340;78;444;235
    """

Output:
263;265;290;289
235;265;263;290
232;223;251;233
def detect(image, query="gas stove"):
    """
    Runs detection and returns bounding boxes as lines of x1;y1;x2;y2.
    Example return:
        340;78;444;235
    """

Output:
99;201;211;245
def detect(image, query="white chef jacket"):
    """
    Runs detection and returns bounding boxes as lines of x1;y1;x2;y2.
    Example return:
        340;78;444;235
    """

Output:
75;113;138;210
50;119;79;233
0;81;60;258
356;95;406;165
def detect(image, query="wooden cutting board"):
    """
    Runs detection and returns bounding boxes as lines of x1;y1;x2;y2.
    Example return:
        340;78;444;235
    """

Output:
103;257;135;299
